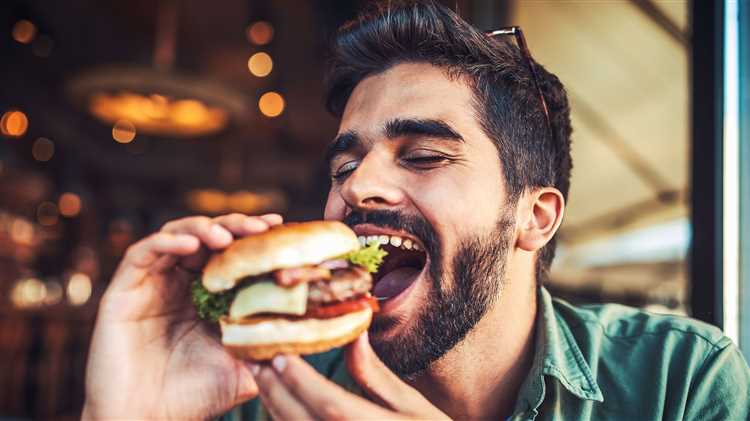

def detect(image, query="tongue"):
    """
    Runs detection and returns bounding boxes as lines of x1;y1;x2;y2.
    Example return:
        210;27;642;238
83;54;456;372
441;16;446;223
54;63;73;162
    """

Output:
373;267;420;299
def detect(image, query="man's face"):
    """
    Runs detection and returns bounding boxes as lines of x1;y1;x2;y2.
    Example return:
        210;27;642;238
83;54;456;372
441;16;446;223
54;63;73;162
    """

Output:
324;63;516;376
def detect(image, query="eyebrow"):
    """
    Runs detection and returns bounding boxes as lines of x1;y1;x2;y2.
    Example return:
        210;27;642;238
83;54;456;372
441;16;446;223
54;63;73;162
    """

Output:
324;118;464;169
384;118;464;142
325;131;361;168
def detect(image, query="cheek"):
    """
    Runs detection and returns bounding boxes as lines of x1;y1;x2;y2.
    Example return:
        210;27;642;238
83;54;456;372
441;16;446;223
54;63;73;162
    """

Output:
410;162;505;256
323;188;346;221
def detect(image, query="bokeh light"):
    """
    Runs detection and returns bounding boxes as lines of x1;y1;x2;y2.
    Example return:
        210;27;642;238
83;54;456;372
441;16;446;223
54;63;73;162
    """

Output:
258;91;285;117
36;201;59;226
11;20;36;44
67;273;92;306
246;21;274;45
186;189;227;214
248;52;273;77
10;278;46;309
32;137;55;161
112;119;136;143
1;110;29;137
58;193;82;217
10;217;34;245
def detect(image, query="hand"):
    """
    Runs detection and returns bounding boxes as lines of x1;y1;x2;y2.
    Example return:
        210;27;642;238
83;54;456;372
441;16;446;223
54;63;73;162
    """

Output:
254;332;450;420
83;213;283;421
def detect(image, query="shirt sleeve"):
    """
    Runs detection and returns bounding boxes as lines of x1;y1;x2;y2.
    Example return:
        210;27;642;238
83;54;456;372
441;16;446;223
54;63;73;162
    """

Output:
684;339;750;421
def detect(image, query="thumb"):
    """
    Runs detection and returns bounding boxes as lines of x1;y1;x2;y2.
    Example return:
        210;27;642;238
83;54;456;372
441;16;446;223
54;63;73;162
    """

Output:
344;332;434;414
231;361;260;406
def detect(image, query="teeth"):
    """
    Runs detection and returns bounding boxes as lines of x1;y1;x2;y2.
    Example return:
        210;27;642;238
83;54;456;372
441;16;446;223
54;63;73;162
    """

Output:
356;234;422;252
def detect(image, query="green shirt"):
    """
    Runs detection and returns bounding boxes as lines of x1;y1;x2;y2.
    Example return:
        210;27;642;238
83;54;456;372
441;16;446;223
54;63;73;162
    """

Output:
228;287;750;420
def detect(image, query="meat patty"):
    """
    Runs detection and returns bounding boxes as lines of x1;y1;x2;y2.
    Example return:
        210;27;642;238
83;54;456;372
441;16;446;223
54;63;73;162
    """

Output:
273;265;331;286
307;266;372;306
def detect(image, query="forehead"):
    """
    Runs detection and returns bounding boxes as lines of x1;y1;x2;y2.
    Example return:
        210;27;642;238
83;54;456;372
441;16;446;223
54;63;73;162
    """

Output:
339;62;477;136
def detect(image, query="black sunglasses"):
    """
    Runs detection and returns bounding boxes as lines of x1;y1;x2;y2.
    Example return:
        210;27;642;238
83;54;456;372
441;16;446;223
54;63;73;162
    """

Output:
486;26;554;141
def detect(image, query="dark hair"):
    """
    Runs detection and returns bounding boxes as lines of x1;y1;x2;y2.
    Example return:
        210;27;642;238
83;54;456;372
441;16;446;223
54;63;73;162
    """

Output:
324;0;573;283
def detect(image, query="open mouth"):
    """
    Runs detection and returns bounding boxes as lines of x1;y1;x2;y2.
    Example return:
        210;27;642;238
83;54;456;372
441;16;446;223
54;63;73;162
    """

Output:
355;233;428;301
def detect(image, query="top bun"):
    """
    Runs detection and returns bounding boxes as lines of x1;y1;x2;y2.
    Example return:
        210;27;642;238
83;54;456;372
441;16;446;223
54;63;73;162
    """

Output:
202;220;359;293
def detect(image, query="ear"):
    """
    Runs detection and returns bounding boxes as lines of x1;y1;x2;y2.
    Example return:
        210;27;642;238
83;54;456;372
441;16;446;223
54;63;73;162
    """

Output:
516;187;565;252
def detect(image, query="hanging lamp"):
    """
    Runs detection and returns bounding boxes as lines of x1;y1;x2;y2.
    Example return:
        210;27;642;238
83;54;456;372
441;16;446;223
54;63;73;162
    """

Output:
66;0;247;138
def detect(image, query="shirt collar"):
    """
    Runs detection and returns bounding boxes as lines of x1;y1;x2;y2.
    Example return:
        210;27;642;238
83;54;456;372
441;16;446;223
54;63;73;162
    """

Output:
516;287;604;415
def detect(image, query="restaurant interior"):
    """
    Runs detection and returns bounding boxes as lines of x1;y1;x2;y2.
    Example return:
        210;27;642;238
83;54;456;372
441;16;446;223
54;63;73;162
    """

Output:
1;0;747;419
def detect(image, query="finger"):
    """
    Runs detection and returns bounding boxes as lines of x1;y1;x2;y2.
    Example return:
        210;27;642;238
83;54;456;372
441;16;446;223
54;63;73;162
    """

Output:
161;216;233;250
212;213;270;237
271;354;401;420
254;364;315;420
169;214;281;272
345;332;440;415
124;232;201;268
230;361;260;407
111;232;200;290
258;213;283;226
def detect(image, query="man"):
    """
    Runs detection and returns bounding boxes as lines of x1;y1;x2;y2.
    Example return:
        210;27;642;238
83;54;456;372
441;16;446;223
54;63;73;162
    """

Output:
82;1;750;420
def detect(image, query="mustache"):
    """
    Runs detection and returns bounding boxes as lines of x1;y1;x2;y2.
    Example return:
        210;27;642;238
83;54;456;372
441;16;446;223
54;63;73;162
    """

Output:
343;210;440;257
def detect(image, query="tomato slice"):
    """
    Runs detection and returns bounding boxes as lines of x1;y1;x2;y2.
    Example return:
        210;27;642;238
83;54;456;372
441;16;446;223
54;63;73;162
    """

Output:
304;295;379;319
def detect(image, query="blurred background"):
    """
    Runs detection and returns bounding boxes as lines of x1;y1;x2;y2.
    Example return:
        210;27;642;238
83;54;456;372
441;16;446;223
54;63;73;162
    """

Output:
0;0;747;419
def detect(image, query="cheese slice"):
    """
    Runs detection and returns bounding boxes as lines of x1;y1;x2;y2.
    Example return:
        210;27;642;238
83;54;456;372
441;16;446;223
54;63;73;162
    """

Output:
229;280;308;320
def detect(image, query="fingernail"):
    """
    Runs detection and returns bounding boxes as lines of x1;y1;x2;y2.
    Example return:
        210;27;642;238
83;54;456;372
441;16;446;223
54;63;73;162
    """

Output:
272;355;287;372
248;363;260;376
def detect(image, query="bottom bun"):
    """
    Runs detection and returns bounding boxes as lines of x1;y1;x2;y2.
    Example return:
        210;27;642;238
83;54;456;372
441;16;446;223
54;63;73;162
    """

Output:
220;307;372;360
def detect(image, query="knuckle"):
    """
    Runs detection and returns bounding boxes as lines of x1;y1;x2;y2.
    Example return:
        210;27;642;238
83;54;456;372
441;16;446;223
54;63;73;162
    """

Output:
192;215;213;228
162;215;213;233
123;242;139;258
257;368;276;385
160;217;186;231
123;238;147;258
214;213;245;225
280;371;301;393
124;232;162;257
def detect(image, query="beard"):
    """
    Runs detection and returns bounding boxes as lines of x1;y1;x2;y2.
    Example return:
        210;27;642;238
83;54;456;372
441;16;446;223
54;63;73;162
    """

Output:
344;208;515;378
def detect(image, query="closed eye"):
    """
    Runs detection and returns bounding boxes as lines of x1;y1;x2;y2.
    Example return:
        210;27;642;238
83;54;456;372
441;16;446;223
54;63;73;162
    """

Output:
407;155;447;163
401;154;453;169
331;160;359;181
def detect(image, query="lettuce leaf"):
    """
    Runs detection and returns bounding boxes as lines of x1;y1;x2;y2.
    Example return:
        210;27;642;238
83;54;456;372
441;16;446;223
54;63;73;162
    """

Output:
344;241;388;273
191;279;234;322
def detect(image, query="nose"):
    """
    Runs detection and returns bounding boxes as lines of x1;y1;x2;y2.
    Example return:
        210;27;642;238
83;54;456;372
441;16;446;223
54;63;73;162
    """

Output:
340;152;405;212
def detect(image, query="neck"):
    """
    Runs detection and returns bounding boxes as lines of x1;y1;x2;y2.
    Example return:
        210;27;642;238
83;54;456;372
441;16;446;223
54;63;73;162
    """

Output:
408;280;538;420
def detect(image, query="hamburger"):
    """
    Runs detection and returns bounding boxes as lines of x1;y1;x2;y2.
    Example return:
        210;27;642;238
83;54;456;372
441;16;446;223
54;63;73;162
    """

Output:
191;220;387;360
